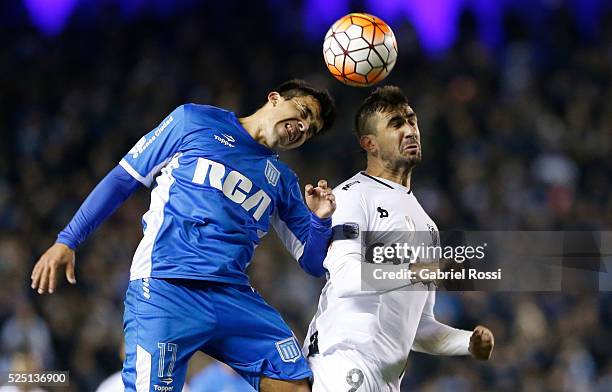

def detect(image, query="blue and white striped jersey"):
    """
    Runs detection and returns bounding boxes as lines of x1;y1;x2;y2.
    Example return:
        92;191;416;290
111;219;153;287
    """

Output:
120;104;323;285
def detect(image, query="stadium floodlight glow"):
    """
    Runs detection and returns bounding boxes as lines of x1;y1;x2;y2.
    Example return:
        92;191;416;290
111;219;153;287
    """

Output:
24;0;79;36
365;0;462;55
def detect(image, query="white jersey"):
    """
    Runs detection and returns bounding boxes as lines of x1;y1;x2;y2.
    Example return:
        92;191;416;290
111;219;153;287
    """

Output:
304;172;472;392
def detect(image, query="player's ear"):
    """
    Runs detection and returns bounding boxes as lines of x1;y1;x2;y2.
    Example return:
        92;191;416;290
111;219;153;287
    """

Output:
359;134;377;154
267;92;281;107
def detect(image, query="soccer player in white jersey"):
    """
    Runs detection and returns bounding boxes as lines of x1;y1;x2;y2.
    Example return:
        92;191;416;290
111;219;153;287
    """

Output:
304;86;494;392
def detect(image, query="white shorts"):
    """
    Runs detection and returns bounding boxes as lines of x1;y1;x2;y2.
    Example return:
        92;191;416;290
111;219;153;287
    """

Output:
309;350;396;392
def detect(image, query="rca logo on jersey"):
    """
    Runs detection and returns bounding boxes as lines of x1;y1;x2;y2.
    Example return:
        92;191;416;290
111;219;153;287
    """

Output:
192;158;271;221
213;132;235;147
275;337;302;363
265;160;280;186
129;115;174;158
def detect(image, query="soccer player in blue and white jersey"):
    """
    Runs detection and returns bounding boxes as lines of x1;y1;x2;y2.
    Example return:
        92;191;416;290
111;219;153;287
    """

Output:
31;80;336;392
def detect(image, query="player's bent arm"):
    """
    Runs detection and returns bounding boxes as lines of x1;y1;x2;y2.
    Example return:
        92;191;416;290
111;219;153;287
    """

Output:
271;208;332;278
297;213;332;277
272;178;334;278
411;291;472;356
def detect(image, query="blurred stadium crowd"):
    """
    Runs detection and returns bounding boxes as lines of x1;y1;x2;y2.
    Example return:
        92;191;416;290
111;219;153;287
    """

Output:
1;1;611;391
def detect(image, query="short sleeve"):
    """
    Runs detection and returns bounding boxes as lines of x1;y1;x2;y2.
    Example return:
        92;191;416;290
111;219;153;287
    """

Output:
119;105;186;187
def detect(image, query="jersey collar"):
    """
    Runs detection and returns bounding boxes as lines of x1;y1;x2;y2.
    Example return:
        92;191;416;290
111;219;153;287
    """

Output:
229;112;278;157
359;172;412;194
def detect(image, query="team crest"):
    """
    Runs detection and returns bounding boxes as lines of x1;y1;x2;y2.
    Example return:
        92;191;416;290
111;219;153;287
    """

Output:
265;160;280;187
275;337;302;363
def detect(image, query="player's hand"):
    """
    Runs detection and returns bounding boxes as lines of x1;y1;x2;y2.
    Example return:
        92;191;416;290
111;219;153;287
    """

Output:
305;179;336;219
31;243;76;294
469;325;494;360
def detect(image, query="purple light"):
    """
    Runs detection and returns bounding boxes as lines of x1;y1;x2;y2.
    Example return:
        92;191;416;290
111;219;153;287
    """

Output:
364;0;404;24
365;0;463;54
24;0;79;36
569;0;604;39
302;0;350;38
467;0;504;49
402;0;463;54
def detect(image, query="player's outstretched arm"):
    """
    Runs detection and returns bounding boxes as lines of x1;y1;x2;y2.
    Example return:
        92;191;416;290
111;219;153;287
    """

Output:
31;164;141;294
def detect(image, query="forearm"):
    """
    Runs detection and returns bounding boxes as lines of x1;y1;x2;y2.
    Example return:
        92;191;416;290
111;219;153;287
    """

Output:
412;317;472;356
56;165;140;249
297;212;332;277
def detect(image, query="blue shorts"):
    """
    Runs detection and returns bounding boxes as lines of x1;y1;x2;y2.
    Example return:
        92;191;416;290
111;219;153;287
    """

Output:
121;278;311;391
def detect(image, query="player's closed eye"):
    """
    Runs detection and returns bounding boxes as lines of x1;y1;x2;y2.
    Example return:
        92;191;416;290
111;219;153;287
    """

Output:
300;108;313;124
389;117;406;128
408;114;417;126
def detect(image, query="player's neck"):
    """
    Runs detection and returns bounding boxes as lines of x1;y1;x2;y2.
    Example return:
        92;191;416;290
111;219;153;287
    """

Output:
365;161;412;189
238;113;273;149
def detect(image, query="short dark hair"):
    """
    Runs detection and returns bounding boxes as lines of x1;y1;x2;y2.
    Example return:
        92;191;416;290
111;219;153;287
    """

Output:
354;85;409;137
274;79;336;135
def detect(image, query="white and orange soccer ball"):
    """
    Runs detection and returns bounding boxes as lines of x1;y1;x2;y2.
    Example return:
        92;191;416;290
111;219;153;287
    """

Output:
323;13;398;87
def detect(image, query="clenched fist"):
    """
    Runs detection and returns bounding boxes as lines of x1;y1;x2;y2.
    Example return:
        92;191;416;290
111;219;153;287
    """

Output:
469;325;494;360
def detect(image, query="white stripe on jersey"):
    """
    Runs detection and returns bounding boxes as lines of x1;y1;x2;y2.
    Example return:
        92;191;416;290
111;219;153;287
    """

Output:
136;345;151;392
130;153;181;280
271;209;305;261
120;158;148;185
121;157;173;188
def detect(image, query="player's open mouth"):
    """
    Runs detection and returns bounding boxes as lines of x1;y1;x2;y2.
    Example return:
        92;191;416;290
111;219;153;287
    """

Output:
402;143;419;152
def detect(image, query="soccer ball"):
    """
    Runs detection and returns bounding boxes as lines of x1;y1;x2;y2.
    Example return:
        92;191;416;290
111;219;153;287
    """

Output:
323;13;398;87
